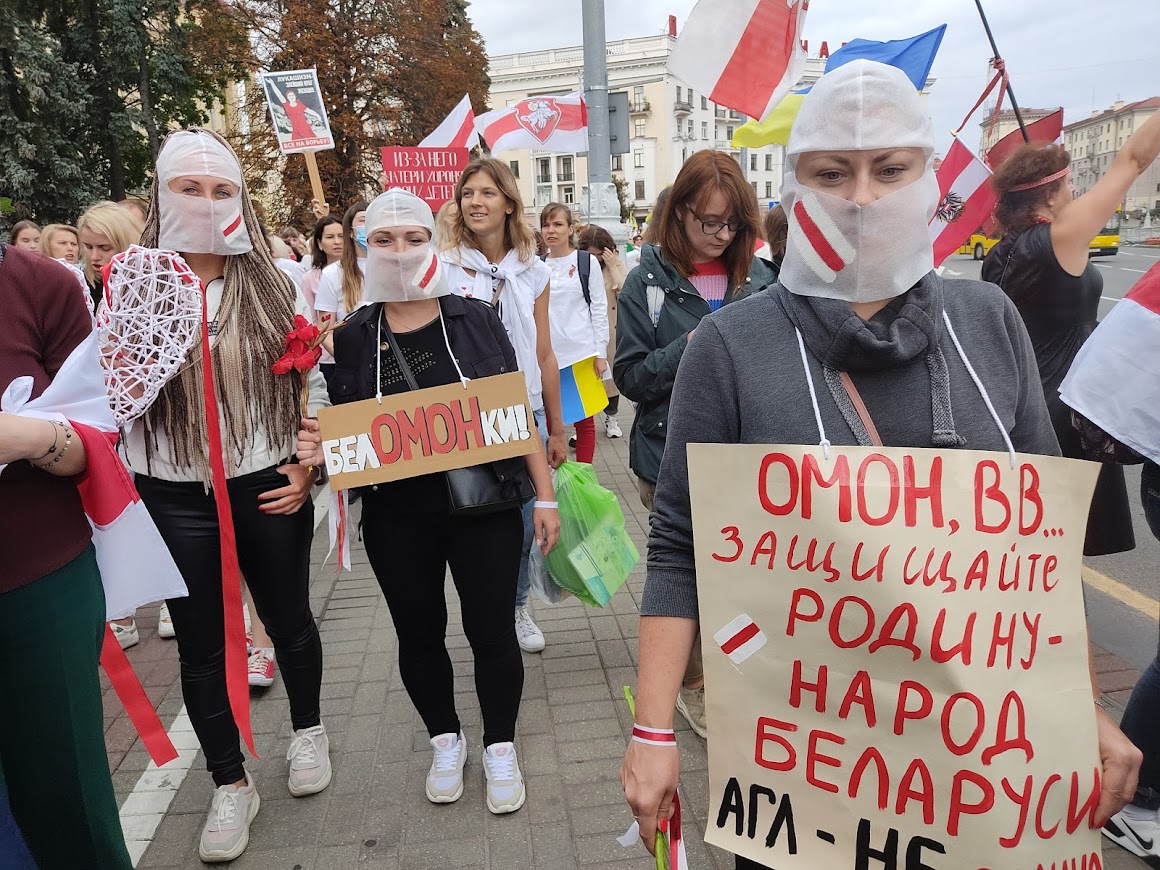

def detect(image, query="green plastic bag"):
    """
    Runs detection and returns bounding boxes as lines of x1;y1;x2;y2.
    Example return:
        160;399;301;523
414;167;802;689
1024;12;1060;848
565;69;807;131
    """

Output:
544;462;639;607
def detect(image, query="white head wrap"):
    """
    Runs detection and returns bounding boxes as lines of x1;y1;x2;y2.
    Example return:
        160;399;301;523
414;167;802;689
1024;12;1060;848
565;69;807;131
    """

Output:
362;189;450;304
155;131;254;256
778;60;940;303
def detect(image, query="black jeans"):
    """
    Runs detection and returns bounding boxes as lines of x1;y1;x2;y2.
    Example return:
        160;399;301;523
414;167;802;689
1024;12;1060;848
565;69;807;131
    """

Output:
136;465;323;786
361;478;524;746
1118;460;1160;809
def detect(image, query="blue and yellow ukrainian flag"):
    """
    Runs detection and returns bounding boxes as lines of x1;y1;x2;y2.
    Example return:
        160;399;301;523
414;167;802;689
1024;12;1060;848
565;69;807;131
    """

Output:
559;357;609;425
732;24;947;149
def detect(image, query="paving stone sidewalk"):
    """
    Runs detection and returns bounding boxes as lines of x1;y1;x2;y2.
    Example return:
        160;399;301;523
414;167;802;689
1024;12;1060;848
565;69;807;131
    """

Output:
110;411;1151;869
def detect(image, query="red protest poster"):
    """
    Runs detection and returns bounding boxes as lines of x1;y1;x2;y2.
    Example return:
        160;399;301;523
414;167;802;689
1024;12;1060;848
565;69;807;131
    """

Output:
379;147;470;210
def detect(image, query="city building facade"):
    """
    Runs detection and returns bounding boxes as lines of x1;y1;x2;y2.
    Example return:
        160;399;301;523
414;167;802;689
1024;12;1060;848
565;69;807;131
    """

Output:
1064;98;1160;215
978;107;1059;156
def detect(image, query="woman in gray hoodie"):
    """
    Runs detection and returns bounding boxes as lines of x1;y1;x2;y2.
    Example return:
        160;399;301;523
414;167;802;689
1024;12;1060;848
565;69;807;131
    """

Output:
619;60;1142;870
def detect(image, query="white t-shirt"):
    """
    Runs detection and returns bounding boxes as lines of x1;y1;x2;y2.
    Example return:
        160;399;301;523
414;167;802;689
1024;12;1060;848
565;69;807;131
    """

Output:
545;250;609;370
314;259;366;364
443;253;550;412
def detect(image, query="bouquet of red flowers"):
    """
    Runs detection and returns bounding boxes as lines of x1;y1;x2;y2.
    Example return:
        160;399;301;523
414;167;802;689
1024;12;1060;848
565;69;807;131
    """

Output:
272;314;333;414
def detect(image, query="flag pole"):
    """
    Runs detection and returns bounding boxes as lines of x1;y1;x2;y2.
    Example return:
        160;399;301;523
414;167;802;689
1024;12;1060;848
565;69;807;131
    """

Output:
971;0;1030;143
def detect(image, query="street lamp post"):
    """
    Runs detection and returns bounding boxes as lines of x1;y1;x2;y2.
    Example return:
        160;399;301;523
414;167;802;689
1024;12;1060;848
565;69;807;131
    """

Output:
582;0;627;246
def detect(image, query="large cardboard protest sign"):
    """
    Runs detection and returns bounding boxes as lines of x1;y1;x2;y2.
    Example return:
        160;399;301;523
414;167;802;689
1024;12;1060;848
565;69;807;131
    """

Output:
317;372;536;490
380;147;470;210
689;444;1103;869
259;69;335;154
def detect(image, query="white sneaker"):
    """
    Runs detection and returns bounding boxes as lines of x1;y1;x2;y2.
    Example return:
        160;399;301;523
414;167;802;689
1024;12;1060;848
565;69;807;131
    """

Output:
111;620;139;650
605;415;622;438
483;742;525;814
426;732;467;803
286;724;332;797
198;773;260;862
514;606;545;653
157;603;175;638
1102;807;1160;857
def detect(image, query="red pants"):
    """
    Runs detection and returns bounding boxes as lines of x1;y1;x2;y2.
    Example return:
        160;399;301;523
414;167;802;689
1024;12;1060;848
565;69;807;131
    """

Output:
574;416;595;464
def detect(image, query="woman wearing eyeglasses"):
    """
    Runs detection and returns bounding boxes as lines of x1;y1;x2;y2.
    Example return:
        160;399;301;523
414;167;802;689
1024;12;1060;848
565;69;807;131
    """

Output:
612;148;775;738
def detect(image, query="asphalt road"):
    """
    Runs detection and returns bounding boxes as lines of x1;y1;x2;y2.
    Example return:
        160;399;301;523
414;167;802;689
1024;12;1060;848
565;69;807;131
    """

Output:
944;247;1160;670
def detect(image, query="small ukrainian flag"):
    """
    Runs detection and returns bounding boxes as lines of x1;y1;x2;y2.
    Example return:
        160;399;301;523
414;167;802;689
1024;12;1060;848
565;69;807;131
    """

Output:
559;357;609;425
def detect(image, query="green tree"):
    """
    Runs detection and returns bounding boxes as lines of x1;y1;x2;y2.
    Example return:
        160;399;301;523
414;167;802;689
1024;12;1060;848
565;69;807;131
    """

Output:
0;0;251;220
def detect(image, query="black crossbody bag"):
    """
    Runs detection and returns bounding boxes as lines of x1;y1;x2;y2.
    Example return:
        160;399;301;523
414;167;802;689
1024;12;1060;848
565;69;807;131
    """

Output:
380;317;532;515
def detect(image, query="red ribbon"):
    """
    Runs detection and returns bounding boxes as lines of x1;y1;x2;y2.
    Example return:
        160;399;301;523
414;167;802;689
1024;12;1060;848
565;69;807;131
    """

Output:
198;283;257;757
100;626;179;766
954;57;1009;138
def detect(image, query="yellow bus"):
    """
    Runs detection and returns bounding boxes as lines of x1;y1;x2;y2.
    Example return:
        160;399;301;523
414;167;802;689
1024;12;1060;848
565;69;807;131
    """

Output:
1089;208;1120;257
959;233;999;260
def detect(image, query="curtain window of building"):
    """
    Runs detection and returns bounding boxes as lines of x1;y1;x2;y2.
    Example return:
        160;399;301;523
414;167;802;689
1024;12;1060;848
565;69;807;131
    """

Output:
509;160;520;179
701;96;708;110
634;150;644;168
537;157;551;184
635;119;646;138
611;154;622;171
701;121;708;140
765;181;773;198
687;120;694;138
765;154;773;171
750;154;757;171
635;180;646;200
726;125;734;140
563;186;575;205
557;156;574;182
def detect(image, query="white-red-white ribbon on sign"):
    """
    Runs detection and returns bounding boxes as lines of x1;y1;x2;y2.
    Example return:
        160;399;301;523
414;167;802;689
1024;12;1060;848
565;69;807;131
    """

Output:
668;0;809;122
789;191;856;283
420;93;480;151
928;136;997;267
475;94;588;156
713;612;767;664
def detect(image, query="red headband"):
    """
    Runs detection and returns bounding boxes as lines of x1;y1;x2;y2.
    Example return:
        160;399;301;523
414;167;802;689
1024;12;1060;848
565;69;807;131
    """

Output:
1008;166;1070;193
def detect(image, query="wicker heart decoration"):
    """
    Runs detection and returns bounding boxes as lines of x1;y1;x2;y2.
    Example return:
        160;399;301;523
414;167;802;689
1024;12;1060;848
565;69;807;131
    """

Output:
96;245;203;426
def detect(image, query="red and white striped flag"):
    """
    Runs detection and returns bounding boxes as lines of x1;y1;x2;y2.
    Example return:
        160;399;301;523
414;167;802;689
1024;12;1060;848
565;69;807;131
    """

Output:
929;137;996;267
668;0;809;122
419;93;480;150
1061;260;1160;465
476;94;588;155
713;613;768;664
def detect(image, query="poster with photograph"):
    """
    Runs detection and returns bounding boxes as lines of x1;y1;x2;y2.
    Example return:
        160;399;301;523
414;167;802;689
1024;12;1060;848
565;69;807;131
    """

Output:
259;69;335;154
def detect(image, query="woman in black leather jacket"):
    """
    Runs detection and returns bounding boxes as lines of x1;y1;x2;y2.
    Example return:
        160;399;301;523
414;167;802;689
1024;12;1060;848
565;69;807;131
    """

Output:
296;190;558;817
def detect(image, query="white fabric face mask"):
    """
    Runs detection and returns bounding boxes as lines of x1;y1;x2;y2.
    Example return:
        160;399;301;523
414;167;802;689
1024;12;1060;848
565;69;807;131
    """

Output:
778;166;939;303
363;244;451;304
155;132;253;256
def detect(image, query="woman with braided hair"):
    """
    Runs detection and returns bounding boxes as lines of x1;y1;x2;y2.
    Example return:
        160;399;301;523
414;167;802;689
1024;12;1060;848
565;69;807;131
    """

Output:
982;109;1160;558
125;129;331;862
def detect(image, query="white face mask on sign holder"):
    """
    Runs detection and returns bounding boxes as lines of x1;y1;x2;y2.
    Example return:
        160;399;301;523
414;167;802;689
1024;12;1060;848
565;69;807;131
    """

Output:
362;188;451;304
155;131;254;256
777;59;940;304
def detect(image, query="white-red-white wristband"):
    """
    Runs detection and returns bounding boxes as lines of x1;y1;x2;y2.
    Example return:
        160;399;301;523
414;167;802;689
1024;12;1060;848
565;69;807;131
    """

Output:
632;725;678;747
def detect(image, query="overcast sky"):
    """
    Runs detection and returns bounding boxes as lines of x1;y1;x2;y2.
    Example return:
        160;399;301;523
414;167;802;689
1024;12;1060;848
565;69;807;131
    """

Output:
468;0;1160;156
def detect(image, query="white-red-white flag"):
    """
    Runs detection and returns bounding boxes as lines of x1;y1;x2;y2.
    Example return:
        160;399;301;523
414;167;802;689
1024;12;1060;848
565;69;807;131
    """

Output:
419;94;480;150
929;137;997;267
1061;261;1160;465
475;94;588;155
668;0;808;122
713;612;768;665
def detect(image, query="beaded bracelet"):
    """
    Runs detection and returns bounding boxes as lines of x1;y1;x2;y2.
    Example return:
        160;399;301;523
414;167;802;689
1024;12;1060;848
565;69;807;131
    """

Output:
631;725;678;747
534;500;559;509
30;420;61;462
33;422;73;469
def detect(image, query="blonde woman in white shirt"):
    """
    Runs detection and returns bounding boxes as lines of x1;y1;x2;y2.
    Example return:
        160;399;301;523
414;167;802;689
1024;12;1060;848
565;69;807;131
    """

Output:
540;204;609;464
441;157;567;654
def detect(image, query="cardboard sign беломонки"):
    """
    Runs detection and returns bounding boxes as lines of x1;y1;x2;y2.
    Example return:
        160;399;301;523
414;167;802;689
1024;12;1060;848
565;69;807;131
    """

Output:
317;372;537;490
